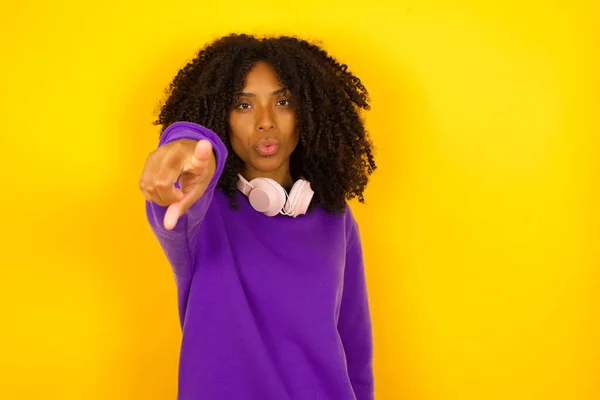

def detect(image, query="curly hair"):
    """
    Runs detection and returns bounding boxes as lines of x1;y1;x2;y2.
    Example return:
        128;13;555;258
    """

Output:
155;34;376;214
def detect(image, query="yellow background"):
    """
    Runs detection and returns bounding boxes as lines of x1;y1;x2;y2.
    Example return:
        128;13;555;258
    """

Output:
1;0;598;399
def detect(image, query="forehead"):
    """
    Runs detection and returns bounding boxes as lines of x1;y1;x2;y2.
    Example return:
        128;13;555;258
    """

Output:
242;61;283;90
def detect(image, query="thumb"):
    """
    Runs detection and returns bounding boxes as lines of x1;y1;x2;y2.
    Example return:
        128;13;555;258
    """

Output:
184;139;213;176
163;139;215;230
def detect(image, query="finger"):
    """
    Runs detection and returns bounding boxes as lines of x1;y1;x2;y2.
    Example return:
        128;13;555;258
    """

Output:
140;145;187;206
153;167;185;206
162;191;197;230
139;154;164;204
162;179;210;230
183;140;213;175
163;202;182;230
139;183;161;205
154;185;184;207
140;174;182;207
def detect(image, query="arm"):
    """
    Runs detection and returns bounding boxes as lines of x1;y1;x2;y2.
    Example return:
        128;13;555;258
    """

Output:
144;121;228;279
338;210;375;400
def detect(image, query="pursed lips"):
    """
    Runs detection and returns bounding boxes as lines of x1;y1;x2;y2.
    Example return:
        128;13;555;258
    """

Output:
254;138;280;156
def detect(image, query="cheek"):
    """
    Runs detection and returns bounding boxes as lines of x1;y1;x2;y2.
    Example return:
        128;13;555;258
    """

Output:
279;113;299;147
281;112;296;131
228;116;251;159
229;132;248;161
289;131;300;151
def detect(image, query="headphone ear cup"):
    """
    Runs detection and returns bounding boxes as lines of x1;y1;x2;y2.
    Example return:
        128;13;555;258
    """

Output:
284;179;314;217
248;178;287;217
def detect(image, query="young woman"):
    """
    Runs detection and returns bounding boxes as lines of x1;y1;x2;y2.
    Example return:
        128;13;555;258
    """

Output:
139;33;377;400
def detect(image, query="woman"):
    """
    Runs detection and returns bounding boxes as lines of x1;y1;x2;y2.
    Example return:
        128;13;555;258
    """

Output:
139;33;377;400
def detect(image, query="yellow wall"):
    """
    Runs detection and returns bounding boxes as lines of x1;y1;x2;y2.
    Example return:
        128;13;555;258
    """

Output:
1;1;598;399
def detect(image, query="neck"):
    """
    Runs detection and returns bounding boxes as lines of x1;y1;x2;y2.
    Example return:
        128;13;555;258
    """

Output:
242;165;293;187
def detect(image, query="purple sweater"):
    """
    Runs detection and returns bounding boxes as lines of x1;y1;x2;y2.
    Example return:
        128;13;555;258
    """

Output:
145;122;374;400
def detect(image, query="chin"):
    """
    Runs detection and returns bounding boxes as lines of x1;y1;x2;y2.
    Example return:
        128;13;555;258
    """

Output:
250;154;287;173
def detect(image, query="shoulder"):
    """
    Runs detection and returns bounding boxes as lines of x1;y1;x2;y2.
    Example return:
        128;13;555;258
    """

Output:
342;204;361;244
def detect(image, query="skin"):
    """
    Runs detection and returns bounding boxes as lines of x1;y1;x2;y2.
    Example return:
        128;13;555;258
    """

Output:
139;61;297;230
229;61;299;187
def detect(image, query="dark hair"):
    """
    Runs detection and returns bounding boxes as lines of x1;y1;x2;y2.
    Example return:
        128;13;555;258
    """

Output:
155;34;376;214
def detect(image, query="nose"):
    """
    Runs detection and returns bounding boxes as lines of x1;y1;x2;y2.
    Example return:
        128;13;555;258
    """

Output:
256;107;275;132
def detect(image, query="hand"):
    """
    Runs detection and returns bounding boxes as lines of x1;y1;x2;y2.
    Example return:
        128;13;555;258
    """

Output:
139;139;216;230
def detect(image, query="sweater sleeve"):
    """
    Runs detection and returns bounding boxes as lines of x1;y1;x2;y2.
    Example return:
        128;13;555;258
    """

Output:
338;208;375;400
145;121;228;280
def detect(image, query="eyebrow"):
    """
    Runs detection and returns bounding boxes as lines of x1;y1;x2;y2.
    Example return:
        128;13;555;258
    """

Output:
237;88;288;97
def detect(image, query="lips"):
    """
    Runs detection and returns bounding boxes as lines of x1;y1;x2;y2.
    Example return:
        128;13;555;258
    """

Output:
254;138;280;156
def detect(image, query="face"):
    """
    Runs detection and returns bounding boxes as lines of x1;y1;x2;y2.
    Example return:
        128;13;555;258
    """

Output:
228;61;299;187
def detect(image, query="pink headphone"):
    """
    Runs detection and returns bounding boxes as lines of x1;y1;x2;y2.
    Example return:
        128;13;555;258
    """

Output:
236;174;314;218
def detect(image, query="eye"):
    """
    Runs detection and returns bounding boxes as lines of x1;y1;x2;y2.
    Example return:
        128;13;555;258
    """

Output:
236;103;252;110
277;99;290;106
